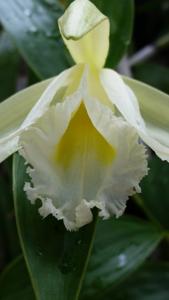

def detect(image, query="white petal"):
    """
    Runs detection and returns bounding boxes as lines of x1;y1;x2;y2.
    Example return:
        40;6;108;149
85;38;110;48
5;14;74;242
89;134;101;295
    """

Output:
21;65;80;128
101;69;169;161
100;69;146;130
84;95;148;219
19;89;82;230
19;71;147;230
58;0;109;69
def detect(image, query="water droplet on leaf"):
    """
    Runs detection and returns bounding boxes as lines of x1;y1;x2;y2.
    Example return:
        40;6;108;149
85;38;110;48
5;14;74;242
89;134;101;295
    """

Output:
29;25;38;34
118;254;127;268
45;30;60;39
24;8;32;17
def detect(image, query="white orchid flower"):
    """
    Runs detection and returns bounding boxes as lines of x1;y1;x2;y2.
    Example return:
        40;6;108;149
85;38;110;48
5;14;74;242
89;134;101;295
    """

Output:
0;0;169;230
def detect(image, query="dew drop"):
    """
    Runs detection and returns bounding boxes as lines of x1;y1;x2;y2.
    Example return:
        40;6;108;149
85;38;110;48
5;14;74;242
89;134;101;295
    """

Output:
118;254;127;268
60;262;70;274
44;0;56;5
24;8;32;17
29;25;38;34
45;30;60;39
45;31;53;38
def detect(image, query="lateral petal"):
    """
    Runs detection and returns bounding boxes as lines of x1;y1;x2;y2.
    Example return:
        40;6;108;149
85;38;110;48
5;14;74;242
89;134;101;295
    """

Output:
21;65;80;128
100;69;146;130
101;69;169;161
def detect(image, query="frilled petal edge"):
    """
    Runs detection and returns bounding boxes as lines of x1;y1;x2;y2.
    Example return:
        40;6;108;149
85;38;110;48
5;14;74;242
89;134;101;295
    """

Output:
19;70;148;230
84;94;148;219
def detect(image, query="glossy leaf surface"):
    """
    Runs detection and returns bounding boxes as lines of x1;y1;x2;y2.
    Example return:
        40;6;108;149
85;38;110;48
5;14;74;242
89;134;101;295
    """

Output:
13;154;97;300
0;0;70;79
0;256;35;300
141;156;169;230
92;0;134;67
113;264;169;300
0;31;19;101
81;217;163;300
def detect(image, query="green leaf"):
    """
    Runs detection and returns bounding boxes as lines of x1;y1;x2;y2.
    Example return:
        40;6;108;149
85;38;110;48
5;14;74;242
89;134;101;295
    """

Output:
0;256;35;300
0;31;19;101
0;0;70;79
141;156;169;230
133;63;169;94
0;158;20;261
80;217;163;300
92;0;134;67
112;263;169;300
13;154;98;300
0;0;134;78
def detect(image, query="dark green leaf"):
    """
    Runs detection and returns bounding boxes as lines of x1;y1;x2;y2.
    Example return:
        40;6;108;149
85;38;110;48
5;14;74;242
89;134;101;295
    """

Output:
0;31;19;101
133;63;169;94
80;217;163;300
112;263;169;300
13;154;98;300
0;256;35;300
141;156;169;230
0;0;70;79
0;158;20;262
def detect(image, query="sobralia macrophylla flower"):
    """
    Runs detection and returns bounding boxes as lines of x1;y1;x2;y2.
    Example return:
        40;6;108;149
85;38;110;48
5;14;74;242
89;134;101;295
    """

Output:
0;0;169;230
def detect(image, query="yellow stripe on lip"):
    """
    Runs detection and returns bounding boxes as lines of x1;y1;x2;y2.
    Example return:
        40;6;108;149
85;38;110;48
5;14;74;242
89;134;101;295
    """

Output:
54;103;116;169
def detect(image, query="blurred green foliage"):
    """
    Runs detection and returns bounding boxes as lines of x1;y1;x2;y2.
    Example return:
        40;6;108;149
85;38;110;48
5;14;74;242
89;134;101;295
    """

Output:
0;0;169;299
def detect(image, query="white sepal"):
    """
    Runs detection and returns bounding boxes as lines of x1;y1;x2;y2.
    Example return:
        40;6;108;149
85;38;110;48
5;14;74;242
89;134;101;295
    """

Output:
0;78;52;163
